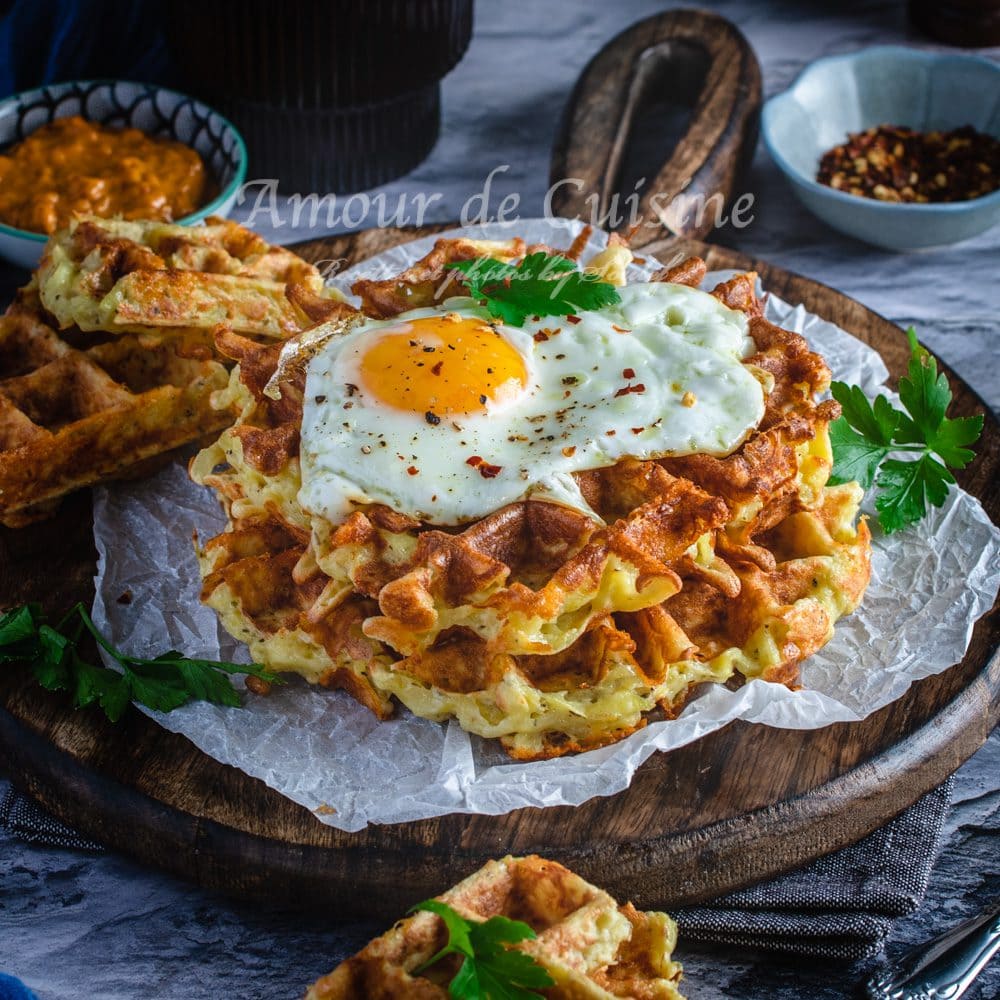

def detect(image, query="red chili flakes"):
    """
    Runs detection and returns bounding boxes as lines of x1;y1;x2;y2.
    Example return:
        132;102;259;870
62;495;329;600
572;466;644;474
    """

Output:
466;455;502;478
611;324;630;334
817;124;1000;203
631;426;645;435
622;367;635;379
614;382;646;398
605;429;617;436
566;315;582;324
533;327;561;343
407;466;419;476
431;360;443;375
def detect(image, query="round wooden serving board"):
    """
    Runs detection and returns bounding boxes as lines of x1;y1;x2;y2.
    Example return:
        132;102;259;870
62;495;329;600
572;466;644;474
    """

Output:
0;225;997;917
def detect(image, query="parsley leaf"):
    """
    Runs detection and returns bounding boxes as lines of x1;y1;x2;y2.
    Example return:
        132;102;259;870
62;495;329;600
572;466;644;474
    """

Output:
416;899;476;964
829;328;983;534
0;603;278;723
874;455;953;535
0;604;39;648
895;328;949;442
828;383;900;490
411;899;555;1000
447;252;621;327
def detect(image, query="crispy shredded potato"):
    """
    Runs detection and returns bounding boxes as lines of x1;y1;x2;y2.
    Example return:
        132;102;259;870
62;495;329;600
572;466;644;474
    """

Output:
191;239;872;760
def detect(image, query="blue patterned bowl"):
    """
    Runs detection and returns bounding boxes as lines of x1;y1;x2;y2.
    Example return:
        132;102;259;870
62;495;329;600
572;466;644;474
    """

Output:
0;79;247;269
762;47;1000;251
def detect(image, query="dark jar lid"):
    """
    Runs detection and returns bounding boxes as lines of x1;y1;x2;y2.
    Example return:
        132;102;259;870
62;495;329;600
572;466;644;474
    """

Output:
164;0;473;107
909;0;1000;47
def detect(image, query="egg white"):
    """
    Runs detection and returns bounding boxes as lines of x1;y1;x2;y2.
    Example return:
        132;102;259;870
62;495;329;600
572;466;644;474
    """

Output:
298;282;765;526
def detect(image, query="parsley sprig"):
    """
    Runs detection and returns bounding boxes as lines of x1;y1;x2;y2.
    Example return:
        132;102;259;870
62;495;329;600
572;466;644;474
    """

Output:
446;252;621;327
0;602;278;722
411;899;555;1000
829;329;983;534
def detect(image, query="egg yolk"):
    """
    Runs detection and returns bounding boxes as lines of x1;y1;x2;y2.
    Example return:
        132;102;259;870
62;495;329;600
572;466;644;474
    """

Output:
357;315;528;416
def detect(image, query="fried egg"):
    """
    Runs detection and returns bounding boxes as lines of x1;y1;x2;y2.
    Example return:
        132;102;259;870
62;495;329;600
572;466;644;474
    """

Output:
298;282;766;525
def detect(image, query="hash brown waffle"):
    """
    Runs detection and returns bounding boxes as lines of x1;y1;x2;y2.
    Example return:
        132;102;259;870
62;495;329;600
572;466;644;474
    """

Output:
192;240;871;759
38;216;325;338
0;217;328;526
305;855;685;1000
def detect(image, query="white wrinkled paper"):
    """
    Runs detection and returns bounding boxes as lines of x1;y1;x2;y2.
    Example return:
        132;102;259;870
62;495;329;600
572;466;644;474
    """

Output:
92;220;1000;832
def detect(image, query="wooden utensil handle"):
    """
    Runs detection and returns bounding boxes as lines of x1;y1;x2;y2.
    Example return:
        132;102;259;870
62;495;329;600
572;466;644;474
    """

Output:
549;8;762;245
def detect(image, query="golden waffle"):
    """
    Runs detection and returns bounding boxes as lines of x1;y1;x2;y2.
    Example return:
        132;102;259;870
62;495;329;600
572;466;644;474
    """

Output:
192;241;872;759
0;287;231;525
37;215;325;337
0;216;330;526
305;855;686;1000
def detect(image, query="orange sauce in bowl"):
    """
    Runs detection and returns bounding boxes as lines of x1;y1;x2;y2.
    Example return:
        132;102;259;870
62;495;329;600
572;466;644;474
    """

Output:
0;115;212;234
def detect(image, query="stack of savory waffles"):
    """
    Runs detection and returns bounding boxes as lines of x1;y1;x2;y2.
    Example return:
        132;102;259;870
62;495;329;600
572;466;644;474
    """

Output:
306;855;686;1000
192;235;872;760
0;216;329;526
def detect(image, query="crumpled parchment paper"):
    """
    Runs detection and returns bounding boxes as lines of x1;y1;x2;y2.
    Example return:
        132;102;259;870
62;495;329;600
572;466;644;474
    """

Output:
91;219;1000;832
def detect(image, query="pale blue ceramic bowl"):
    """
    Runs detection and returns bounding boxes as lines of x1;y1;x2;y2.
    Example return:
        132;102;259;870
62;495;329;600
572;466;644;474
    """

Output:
0;80;247;269
762;47;1000;251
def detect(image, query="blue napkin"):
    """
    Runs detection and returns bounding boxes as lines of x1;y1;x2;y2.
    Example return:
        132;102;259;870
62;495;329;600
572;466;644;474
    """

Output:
0;973;37;1000
0;0;171;100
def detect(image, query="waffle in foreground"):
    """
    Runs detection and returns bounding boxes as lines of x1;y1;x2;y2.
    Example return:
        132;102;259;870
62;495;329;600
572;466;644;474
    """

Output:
305;855;685;1000
0;216;329;526
192;237;872;759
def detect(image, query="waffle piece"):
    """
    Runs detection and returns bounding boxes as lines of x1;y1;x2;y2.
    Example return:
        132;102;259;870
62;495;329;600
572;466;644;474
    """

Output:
0;289;231;525
192;244;872;759
37;216;328;338
305;855;686;1000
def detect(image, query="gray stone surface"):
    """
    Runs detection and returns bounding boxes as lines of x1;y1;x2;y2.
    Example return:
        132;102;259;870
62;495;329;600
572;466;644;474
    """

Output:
1;1;998;997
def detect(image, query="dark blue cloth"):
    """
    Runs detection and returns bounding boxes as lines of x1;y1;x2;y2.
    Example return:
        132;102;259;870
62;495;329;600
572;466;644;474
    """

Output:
0;973;37;1000
0;0;171;99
